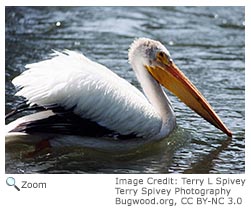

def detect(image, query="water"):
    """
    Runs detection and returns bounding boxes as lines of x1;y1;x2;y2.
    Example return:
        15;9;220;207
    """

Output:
5;6;245;174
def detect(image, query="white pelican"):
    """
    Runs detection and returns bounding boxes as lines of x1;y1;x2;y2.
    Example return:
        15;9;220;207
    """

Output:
5;38;232;150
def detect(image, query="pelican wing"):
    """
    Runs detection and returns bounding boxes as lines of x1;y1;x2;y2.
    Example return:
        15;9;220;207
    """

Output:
12;50;161;138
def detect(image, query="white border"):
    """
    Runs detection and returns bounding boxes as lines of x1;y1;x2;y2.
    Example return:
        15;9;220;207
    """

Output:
1;0;249;6
1;1;5;176
1;1;249;210
245;5;250;178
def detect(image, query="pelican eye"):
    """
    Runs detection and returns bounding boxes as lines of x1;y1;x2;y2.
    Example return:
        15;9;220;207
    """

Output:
158;51;165;58
156;51;168;64
157;51;172;66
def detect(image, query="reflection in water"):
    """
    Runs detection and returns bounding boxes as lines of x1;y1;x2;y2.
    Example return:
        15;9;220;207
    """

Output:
5;6;245;174
184;137;232;174
5;127;190;174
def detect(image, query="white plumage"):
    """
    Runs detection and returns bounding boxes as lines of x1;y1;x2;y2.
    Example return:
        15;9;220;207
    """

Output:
9;47;163;140
6;38;232;149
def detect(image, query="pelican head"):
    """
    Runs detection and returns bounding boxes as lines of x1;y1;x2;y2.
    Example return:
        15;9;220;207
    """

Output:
129;38;232;137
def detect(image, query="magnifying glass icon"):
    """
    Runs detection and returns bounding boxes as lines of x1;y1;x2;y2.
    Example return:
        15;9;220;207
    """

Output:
6;177;20;191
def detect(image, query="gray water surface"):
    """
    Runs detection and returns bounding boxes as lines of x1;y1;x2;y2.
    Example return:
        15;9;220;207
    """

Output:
5;6;245;174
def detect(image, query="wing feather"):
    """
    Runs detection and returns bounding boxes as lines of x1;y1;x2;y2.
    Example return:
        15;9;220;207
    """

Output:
12;50;161;138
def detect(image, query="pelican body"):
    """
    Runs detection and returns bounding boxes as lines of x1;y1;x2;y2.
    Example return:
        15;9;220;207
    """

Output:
5;38;232;149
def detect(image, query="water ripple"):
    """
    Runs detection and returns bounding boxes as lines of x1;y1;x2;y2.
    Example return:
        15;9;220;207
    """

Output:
5;6;244;174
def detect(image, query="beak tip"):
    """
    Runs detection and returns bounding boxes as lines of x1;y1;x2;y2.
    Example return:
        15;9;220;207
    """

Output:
223;127;232;137
226;130;232;137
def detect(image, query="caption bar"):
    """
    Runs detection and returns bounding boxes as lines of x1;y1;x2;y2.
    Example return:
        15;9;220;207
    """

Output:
114;176;246;207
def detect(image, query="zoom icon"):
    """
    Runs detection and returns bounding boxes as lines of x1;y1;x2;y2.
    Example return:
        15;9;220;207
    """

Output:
6;177;20;191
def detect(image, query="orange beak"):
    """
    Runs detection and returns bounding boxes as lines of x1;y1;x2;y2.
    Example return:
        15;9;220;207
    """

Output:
145;54;232;137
